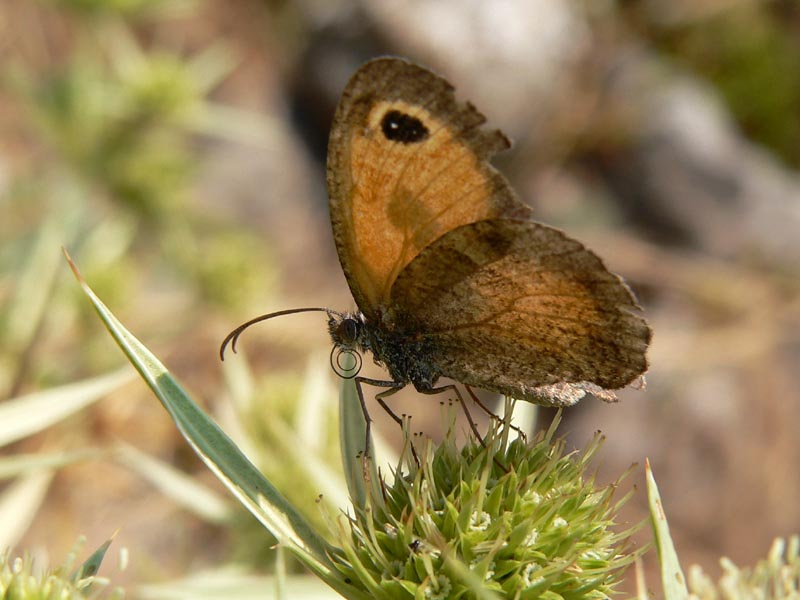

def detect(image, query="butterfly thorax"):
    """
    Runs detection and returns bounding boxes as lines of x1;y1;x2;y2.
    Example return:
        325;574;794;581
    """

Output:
328;310;441;390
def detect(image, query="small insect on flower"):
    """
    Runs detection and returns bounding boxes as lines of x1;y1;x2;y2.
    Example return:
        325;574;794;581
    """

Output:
221;57;651;455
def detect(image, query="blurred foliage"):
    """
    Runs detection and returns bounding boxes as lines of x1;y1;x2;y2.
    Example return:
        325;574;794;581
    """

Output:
645;462;799;600
24;55;192;218
0;537;124;600
0;0;279;584
652;3;800;168
43;0;194;19
226;370;342;569
0;0;275;395
687;536;800;600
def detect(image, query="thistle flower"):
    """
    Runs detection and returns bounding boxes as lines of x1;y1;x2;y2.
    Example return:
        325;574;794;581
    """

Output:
330;410;641;599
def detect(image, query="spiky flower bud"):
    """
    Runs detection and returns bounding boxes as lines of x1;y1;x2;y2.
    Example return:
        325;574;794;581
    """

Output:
330;411;640;599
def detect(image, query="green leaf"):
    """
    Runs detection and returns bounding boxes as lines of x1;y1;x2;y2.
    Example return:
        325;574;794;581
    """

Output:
646;459;688;600
64;251;357;591
338;373;377;512
75;536;115;580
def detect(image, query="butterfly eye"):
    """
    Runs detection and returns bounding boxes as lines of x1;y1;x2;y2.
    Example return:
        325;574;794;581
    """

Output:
381;110;429;144
337;317;360;345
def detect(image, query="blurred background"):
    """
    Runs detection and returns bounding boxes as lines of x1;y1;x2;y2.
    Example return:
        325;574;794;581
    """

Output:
1;0;798;595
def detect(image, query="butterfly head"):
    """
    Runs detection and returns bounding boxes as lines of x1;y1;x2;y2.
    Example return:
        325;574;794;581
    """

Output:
327;310;368;351
327;310;369;378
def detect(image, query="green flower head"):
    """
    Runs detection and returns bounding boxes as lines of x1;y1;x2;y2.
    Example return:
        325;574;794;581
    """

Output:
331;411;640;599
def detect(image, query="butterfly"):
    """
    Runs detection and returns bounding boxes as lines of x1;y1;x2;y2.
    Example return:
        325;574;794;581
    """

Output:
222;57;651;442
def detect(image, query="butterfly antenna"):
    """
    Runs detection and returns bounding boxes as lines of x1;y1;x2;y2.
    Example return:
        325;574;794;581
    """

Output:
219;307;336;360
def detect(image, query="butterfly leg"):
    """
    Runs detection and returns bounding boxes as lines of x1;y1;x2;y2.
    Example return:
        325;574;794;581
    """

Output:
418;384;485;447
464;385;528;442
354;377;404;460
422;384;511;473
356;377;423;466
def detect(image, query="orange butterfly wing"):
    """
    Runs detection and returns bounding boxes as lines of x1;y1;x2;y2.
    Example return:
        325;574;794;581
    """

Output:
327;57;650;401
327;57;528;321
388;219;651;404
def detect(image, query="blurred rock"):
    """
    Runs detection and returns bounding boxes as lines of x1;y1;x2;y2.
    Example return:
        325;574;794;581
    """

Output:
361;0;590;136
598;56;800;267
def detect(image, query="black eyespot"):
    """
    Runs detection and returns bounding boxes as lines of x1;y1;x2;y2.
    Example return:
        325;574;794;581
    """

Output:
381;110;429;144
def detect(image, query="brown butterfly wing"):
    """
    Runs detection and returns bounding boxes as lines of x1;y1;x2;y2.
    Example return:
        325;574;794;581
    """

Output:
327;57;529;321
388;218;652;404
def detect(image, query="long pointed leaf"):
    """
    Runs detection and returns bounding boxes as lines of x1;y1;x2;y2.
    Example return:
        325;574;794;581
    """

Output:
338;374;373;511
65;251;334;571
646;459;689;600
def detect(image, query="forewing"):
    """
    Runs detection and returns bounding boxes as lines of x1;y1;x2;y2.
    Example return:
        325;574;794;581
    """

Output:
388;219;651;403
326;57;529;320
